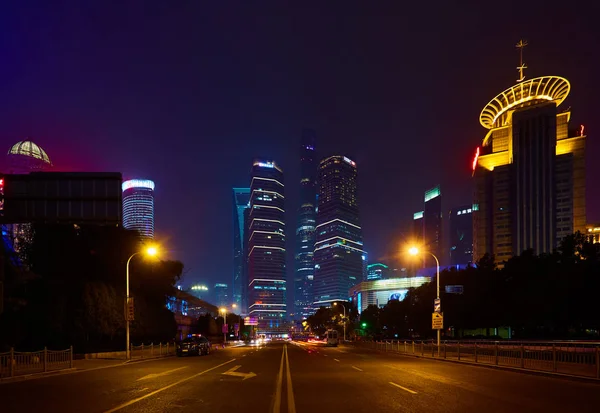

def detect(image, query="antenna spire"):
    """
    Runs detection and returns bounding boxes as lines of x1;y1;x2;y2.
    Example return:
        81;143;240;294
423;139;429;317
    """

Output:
516;39;528;82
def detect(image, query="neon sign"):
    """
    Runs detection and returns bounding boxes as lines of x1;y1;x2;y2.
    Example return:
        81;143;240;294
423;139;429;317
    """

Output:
472;147;480;171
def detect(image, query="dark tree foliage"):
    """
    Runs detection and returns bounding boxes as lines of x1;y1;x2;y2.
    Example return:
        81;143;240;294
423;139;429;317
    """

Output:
357;232;600;340
0;224;183;351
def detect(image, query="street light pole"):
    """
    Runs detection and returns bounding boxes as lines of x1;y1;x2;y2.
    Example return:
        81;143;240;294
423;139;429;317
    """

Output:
125;247;158;361
333;302;347;342
409;247;441;357
125;252;139;361
220;308;227;344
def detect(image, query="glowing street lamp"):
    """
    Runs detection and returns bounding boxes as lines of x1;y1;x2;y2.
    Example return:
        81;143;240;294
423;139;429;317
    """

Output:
126;245;159;360
408;245;442;356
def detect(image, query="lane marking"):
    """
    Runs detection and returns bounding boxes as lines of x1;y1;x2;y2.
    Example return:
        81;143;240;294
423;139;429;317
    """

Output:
137;366;189;381
272;345;285;413
285;345;297;413
389;382;417;394
333;359;340;362
352;366;363;372
221;365;257;380
103;358;236;413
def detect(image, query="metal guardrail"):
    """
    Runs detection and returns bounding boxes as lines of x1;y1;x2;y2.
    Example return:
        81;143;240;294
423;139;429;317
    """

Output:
0;347;73;379
130;342;176;359
356;340;600;379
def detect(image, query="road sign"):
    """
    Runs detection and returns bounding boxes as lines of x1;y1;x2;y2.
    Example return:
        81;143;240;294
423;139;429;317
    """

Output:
434;298;441;313
126;297;135;321
222;323;228;334
432;312;443;330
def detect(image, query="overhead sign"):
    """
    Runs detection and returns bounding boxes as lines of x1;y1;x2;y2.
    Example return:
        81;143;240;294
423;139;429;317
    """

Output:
434;298;441;313
432;312;443;330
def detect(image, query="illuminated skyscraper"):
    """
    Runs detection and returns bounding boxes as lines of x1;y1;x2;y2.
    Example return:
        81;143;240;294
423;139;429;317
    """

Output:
366;263;389;280
247;160;286;332
473;74;585;264
122;179;155;239
232;188;250;310
294;129;317;320
313;155;364;308
423;185;443;262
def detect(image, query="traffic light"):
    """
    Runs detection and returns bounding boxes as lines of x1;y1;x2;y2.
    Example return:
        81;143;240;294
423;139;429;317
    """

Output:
361;322;367;328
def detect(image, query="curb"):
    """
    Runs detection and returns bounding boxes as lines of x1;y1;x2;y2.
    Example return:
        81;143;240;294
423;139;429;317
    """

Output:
355;346;600;384
0;368;77;384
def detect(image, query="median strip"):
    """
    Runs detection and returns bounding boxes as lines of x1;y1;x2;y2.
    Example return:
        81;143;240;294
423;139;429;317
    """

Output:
389;381;417;394
103;358;236;412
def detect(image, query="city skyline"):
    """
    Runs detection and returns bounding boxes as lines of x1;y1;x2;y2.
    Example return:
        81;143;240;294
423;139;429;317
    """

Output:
0;4;599;290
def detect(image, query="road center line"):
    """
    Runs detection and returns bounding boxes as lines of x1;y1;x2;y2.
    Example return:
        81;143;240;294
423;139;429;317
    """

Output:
352;366;363;372
103;358;237;413
285;345;297;413
389;382;418;394
136;366;189;381
272;345;286;413
333;358;340;362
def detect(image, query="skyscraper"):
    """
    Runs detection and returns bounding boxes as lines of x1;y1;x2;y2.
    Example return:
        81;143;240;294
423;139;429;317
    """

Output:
449;205;473;266
473;75;585;263
313;156;364;308
294;129;317;320
423;185;442;262
366;263;389;280
247;160;286;332
214;283;229;307
122;179;155;239
232;188;250;310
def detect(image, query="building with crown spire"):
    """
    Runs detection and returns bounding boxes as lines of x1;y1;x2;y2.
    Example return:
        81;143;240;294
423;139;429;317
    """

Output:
472;66;586;264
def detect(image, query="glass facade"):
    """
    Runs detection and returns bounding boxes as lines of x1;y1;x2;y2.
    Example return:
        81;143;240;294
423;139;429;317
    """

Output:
247;160;287;332
313;155;364;309
232;188;250;311
122;179;155;239
294;129;317;320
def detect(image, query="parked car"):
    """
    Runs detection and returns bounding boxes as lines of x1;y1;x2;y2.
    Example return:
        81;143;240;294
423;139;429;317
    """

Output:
177;335;211;356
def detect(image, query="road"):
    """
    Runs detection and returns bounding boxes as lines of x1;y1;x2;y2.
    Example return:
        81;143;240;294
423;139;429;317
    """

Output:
1;341;599;412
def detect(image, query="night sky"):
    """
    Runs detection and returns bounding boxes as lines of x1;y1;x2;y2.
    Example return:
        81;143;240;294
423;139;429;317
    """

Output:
0;2;598;302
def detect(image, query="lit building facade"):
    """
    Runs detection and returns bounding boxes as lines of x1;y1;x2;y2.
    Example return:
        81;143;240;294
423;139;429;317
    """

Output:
247;160;287;332
214;283;229;307
122;179;155;239
313;155;364;308
366;262;389;280
232;188;250;310
294;129;317;320
349;277;431;314
586;223;600;244
449;205;473;265
473;76;586;264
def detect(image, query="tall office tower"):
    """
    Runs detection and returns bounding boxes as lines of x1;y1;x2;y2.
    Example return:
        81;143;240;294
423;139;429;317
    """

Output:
122;179;155;239
214;283;229;307
423;185;443;262
313;156;364;308
232;188;250;310
247;160;286;332
449;205;473;266
294;129;317;320
473;74;585;264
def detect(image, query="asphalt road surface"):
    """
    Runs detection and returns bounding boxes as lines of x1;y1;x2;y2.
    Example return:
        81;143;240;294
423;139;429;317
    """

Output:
1;341;599;413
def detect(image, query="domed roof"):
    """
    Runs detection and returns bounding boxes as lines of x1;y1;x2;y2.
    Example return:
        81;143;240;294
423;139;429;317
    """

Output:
8;140;52;164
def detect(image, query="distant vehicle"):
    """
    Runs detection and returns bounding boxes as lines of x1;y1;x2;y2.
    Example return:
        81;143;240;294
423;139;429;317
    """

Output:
177;335;211;356
324;329;339;347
